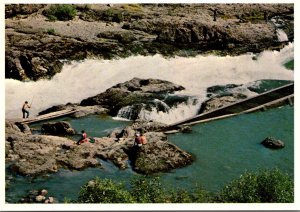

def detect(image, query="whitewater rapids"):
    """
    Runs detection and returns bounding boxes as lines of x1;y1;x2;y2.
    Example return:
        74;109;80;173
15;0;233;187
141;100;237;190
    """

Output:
5;43;294;124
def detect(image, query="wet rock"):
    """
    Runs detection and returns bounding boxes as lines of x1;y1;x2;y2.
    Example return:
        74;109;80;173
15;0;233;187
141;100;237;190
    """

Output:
35;195;46;202
198;93;247;114
261;137;285;149
41;121;76;135
132;137;194;174
40;189;48;196
80;78;185;117
180;126;192;133
15;122;31;134
19;189;57;203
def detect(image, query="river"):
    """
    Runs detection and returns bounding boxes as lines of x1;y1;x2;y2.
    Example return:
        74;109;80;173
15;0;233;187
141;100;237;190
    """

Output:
5;43;294;203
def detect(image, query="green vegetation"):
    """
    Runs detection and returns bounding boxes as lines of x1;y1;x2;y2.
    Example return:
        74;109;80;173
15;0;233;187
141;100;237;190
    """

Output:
217;168;294;203
78;178;134;203
43;4;77;21
284;59;294;70
73;168;293;203
102;8;124;23
46;28;56;35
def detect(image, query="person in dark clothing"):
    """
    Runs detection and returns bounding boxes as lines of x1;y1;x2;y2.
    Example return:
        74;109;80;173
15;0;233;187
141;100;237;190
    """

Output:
22;101;30;118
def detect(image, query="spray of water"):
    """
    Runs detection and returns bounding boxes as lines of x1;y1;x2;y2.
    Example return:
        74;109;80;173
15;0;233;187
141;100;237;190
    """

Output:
5;43;294;123
277;29;289;42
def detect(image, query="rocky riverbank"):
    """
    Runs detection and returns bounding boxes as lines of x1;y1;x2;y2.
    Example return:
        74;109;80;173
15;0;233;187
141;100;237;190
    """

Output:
5;4;293;81
5;118;193;176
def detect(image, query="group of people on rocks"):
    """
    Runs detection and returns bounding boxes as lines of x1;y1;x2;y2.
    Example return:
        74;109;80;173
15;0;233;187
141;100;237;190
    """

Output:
134;130;147;147
76;129;148;147
22;100;148;147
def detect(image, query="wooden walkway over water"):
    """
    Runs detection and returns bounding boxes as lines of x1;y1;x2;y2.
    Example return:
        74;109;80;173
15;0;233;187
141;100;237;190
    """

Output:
164;83;294;132
10;83;294;129
14;109;78;125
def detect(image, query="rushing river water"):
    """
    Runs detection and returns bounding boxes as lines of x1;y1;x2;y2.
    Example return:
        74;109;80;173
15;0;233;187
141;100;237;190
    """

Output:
5;43;294;203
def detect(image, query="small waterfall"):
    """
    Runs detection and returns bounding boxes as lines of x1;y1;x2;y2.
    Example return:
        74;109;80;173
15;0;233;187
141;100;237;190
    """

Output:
114;106;135;121
138;98;202;124
153;99;171;112
5;44;294;120
276;29;288;42
271;16;289;42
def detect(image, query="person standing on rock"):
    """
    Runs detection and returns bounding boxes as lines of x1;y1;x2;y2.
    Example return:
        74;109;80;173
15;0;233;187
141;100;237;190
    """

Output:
134;132;142;147
77;130;87;145
22;101;31;119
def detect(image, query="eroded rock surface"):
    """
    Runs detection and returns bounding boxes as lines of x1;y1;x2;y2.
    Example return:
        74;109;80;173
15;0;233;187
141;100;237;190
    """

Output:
5;120;193;176
5;4;294;81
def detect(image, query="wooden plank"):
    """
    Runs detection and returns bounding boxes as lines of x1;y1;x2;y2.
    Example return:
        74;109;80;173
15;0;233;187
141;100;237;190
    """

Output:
18;109;78;125
163;83;294;131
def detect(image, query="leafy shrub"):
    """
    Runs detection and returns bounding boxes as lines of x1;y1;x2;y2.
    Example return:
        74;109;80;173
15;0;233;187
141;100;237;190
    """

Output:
130;176;165;203
102;8;124;23
75;169;293;203
44;4;77;21
46;28;56;35
78;178;134;203
217;168;294;203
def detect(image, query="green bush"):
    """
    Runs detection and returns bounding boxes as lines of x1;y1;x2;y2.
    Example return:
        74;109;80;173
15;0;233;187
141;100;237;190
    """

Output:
78;178;134;203
217;168;294;203
44;4;77;21
74;169;293;203
102;8;124;23
46;28;56;35
130;176;165;203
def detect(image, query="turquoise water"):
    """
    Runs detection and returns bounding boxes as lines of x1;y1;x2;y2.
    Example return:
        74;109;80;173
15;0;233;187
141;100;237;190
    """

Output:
6;105;293;202
163;105;294;192
30;115;131;139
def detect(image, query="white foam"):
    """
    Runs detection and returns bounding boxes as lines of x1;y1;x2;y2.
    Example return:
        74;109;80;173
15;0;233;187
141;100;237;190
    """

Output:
277;29;289;42
5;43;294;122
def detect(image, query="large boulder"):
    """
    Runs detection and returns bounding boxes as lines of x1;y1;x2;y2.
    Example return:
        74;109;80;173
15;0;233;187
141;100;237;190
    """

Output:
41;121;76;135
261;137;285;149
131;134;194;174
80;78;186;118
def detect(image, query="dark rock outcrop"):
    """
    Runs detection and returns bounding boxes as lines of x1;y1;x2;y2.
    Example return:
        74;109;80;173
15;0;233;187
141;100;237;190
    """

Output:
80;78;186;117
41;121;76;135
261;137;285;149
198;93;247;114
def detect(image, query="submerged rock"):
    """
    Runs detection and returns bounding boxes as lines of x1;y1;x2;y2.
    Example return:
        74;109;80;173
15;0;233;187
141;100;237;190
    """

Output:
261;137;285;149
